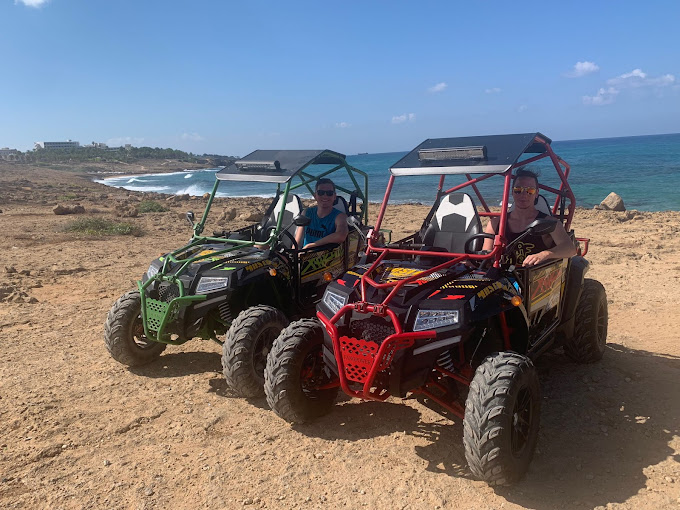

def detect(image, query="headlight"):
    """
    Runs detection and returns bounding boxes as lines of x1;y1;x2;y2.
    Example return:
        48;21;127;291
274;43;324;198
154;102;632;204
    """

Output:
196;276;230;293
413;310;459;331
146;264;160;279
322;289;348;315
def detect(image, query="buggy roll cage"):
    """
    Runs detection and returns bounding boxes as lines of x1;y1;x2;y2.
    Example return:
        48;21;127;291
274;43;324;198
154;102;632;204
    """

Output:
137;150;369;344
369;132;576;271
317;133;583;404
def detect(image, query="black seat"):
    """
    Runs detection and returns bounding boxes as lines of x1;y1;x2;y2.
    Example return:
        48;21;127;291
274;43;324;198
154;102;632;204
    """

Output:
257;193;302;247
421;192;482;253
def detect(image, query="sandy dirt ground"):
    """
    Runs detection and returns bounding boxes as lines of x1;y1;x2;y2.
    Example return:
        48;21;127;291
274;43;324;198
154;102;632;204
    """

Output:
1;163;679;510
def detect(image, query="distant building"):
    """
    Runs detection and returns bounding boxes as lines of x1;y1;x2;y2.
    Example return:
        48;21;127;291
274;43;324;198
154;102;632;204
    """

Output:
83;141;109;149
0;148;20;161
34;140;80;150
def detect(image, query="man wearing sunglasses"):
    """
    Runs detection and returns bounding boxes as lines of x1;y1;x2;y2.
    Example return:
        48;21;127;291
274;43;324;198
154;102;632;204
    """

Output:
295;178;348;249
482;168;576;266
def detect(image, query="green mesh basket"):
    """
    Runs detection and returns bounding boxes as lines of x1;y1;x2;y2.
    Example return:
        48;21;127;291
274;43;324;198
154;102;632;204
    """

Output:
145;298;180;333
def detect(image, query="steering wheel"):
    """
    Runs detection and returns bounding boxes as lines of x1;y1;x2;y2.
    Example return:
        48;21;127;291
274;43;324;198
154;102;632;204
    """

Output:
280;229;299;250
464;233;495;254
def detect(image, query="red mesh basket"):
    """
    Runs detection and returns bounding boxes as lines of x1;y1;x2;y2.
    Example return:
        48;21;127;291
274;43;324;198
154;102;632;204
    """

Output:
339;336;413;383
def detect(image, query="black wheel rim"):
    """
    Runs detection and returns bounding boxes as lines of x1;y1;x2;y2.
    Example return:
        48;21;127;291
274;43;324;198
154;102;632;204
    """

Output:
252;327;279;379
511;387;533;457
130;314;156;350
300;346;328;395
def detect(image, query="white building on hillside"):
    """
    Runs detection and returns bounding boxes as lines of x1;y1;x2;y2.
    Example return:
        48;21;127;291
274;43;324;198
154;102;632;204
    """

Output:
0;148;20;161
34;140;80;150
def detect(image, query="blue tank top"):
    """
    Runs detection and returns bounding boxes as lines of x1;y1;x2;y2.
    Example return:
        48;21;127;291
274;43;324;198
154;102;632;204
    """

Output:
304;207;340;245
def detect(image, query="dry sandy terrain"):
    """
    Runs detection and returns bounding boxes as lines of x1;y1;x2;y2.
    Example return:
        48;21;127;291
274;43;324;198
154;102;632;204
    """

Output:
1;162;679;510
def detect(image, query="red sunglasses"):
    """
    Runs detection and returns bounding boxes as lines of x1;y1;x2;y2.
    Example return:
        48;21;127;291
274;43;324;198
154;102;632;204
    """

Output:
513;186;538;195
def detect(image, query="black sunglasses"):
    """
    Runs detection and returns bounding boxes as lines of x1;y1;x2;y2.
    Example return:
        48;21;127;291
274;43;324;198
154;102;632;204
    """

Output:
315;189;335;197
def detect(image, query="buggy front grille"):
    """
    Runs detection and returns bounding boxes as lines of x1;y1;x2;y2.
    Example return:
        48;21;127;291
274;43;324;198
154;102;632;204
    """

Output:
144;298;181;333
158;282;180;303
218;301;232;323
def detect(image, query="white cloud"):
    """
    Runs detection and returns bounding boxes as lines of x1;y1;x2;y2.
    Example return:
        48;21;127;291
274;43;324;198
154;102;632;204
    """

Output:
517;105;528;113
566;61;599;78
15;0;49;7
584;69;676;106
335;122;351;128
181;132;204;141
485;87;501;94
391;113;416;124
428;82;447;93
583;87;619;106
607;68;676;88
107;136;145;146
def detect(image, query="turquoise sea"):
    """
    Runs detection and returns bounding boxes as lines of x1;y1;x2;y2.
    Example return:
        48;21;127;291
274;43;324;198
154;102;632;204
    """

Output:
96;133;680;212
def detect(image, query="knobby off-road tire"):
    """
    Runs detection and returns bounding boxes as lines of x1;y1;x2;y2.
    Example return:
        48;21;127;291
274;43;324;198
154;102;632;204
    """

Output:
104;290;166;366
222;305;289;397
463;352;540;486
565;279;608;363
264;319;338;423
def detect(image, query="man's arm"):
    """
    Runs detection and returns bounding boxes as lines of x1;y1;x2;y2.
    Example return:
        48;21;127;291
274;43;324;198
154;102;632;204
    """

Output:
303;213;348;249
294;208;310;249
482;218;498;252
522;223;577;266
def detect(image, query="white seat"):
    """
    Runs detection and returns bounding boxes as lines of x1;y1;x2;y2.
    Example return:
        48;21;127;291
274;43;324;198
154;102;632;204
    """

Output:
258;193;302;247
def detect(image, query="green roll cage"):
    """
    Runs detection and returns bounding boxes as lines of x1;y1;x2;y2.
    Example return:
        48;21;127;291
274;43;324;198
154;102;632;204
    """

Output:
138;152;369;345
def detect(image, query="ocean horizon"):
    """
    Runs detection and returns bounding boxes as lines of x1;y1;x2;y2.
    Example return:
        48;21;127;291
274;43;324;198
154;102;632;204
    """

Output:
95;133;680;212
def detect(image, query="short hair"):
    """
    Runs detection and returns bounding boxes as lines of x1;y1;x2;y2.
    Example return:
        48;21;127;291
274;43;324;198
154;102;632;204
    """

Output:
513;167;539;188
315;178;336;192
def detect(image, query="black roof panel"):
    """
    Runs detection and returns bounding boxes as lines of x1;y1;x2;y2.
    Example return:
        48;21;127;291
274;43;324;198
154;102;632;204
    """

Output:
390;133;552;176
217;149;347;183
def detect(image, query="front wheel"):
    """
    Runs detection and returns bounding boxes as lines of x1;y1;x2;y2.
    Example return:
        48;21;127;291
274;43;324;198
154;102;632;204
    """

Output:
463;352;540;486
104;290;166;366
264;319;338;423
564;279;608;363
222;305;289;397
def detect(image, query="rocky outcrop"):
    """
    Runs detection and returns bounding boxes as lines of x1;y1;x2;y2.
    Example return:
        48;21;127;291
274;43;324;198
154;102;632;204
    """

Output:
596;192;626;211
53;204;86;215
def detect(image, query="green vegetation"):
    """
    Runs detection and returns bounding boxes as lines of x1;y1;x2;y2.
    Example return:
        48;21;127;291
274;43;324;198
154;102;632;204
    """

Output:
138;200;168;213
27;146;237;166
59;193;79;201
63;217;143;237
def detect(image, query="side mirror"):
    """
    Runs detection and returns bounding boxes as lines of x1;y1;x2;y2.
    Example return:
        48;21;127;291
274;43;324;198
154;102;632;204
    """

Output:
186;211;195;226
293;214;311;227
527;217;557;236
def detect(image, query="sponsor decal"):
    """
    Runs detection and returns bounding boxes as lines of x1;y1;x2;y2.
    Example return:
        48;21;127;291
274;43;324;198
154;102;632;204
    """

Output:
477;281;514;299
441;282;478;289
529;264;564;306
245;260;273;272
301;245;344;277
381;268;443;283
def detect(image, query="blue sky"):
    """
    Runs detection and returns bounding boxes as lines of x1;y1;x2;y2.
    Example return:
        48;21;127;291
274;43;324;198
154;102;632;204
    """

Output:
2;0;679;156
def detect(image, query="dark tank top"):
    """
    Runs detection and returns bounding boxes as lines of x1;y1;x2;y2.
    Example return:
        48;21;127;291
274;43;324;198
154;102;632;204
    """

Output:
502;212;553;266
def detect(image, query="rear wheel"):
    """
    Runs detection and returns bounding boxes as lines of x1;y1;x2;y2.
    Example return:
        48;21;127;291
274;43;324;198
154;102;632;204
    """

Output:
463;352;540;486
564;279;608;363
222;305;289;397
104;290;166;366
265;319;338;423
